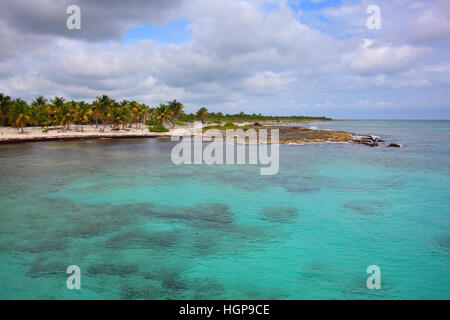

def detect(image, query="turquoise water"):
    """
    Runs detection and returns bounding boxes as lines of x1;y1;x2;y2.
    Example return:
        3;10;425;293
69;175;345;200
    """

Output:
0;120;449;299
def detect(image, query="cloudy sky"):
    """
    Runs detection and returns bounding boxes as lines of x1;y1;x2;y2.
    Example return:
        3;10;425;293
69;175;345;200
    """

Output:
0;0;449;119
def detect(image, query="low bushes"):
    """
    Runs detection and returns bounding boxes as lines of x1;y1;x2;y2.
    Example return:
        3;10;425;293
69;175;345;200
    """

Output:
148;122;169;132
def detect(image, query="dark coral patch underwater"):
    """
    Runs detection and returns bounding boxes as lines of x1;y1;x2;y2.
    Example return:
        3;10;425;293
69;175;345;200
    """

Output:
261;206;299;223
342;199;388;216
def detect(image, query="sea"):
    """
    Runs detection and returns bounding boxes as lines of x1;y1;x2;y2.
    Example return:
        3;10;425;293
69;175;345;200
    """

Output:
0;120;449;299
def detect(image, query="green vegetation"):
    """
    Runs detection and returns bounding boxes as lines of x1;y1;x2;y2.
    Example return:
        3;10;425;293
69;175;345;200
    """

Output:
174;120;187;126
145;119;160;126
204;122;238;130
195;107;209;123
0;92;332;133
0;93;181;133
146;119;170;132
0;93;12;126
148;123;170;133
9;99;31;133
203;122;258;132
180;109;331;124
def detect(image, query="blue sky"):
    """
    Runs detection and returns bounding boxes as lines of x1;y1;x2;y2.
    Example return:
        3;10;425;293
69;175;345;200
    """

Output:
0;0;449;119
123;19;192;45
123;1;345;44
288;0;343;11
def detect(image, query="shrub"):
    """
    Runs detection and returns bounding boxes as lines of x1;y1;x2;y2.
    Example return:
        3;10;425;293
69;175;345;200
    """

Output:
224;121;235;128
148;123;169;132
174;120;187;126
145;119;160;126
203;121;239;131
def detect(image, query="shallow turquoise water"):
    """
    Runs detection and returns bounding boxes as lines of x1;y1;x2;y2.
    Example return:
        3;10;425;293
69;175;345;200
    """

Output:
0;120;449;299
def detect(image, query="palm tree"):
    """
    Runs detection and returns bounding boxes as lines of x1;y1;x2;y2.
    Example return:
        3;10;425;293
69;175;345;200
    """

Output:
108;101;132;130
31;104;49;129
51;97;65;108
107;102;122;130
0;93;12;126
91;101;100;128
119;102;132;130
129;101;140;128
67;100;79;130
134;103;150;129
94;95;112;131
196;107;209;123
120;100;134;129
31;96;49;128
154;104;171;125
74;101;91;132
54;99;73;130
50;97;65;129
167;99;184;128
32;96;47;107
140;104;150;123
9;99;31;133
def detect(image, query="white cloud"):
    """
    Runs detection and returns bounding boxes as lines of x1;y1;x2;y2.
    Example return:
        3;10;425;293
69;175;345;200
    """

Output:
411;1;450;43
0;0;448;118
343;40;432;75
243;71;296;95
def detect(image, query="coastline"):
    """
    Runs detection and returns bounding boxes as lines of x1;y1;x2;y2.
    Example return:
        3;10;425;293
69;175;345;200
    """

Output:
0;121;385;146
0;125;173;144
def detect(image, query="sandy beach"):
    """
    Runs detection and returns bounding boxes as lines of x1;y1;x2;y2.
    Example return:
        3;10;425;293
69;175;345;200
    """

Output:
0;125;175;144
0;121;265;144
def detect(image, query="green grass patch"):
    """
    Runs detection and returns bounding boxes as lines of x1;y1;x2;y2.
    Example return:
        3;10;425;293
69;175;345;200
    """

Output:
174;120;187;126
148;123;169;132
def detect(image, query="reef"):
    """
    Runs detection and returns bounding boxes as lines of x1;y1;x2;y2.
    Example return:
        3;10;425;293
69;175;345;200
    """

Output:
261;206;299;222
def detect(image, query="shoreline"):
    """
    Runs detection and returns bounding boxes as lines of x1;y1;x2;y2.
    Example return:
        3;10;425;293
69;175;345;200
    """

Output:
0;125;175;145
0;122;387;147
0;134;173;144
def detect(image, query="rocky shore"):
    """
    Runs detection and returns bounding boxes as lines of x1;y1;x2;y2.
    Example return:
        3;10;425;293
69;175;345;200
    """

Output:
250;125;390;147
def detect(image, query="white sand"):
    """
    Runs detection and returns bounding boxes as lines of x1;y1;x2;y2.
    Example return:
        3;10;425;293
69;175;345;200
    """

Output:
0;125;182;143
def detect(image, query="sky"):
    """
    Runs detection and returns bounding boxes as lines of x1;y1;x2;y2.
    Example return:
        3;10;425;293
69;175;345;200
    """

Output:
0;0;449;119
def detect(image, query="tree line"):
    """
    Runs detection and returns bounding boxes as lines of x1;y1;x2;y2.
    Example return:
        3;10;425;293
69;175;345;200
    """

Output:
0;93;188;133
0;93;331;133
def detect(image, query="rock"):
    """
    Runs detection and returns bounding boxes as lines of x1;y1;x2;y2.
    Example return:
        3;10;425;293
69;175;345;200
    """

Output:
358;139;378;147
363;142;379;147
355;136;382;147
387;143;401;148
